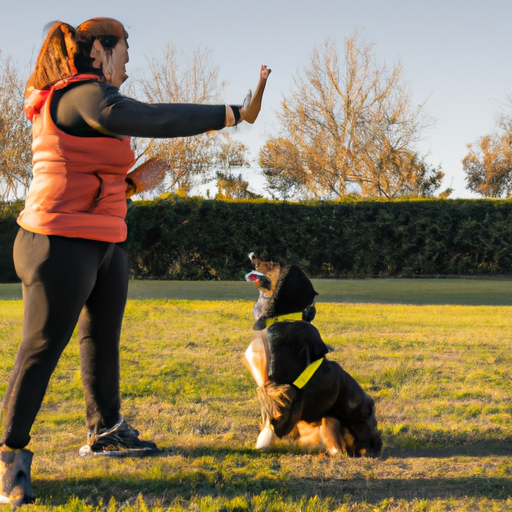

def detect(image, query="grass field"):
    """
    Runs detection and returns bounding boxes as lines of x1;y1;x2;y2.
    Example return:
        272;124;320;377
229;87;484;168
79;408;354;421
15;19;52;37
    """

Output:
4;277;512;305
1;280;512;510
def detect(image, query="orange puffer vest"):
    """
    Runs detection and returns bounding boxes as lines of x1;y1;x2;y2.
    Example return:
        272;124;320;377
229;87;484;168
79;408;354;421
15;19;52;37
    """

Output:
18;75;135;243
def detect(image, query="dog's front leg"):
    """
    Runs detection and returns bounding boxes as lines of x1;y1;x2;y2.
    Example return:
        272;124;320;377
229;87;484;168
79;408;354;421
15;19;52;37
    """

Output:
256;419;274;449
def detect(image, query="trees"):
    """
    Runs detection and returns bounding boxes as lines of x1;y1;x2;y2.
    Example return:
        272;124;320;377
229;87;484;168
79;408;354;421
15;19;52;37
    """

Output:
213;135;261;199
0;52;32;200
259;35;443;200
131;44;251;197
215;172;262;199
463;111;512;198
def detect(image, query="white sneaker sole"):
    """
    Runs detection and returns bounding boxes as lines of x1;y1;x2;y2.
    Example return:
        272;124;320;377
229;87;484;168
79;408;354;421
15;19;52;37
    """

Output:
79;444;158;457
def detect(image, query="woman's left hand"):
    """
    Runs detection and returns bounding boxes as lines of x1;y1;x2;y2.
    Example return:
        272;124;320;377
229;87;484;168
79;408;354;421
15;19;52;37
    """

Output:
260;65;271;81
239;65;271;124
225;65;271;127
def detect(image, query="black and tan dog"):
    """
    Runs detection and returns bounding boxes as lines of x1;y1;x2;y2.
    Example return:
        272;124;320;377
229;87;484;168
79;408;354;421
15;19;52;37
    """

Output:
243;253;382;457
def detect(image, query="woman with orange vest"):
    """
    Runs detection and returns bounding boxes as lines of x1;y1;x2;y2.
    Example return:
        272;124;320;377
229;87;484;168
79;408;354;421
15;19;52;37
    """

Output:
0;18;270;505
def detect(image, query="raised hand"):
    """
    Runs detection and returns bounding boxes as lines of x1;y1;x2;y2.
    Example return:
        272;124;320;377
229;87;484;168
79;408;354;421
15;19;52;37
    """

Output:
225;65;272;127
241;65;271;124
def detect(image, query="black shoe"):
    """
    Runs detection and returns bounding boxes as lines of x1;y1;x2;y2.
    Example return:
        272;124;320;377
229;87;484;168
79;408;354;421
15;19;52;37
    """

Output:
79;417;158;456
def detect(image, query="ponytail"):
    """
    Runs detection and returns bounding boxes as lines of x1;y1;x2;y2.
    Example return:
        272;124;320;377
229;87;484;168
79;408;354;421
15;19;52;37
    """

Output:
25;22;78;97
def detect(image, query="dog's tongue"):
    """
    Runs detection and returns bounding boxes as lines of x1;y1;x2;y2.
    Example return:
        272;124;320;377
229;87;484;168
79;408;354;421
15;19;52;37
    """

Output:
245;271;265;284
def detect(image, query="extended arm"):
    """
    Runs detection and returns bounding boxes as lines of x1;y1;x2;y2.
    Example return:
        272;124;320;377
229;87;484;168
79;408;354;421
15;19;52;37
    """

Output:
52;64;271;137
52;81;226;138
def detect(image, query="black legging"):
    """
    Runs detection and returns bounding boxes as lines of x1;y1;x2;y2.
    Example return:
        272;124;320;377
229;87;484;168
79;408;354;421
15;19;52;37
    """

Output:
1;228;128;449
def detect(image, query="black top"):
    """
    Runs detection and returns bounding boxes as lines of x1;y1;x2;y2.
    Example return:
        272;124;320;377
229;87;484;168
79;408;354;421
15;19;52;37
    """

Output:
50;80;226;138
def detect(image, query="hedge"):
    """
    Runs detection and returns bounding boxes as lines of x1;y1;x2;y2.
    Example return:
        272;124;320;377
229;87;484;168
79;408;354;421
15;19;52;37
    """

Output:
0;201;24;282
123;196;512;279
2;197;512;282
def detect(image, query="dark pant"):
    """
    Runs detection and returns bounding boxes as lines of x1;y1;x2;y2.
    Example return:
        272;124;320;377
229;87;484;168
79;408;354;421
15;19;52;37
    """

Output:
1;228;128;449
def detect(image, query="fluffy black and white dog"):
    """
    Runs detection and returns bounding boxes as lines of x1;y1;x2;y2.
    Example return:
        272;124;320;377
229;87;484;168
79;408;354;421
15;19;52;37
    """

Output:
243;253;382;457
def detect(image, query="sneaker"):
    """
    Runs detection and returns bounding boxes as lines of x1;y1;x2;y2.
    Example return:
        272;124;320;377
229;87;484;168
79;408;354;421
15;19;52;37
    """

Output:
0;447;35;506
79;417;158;457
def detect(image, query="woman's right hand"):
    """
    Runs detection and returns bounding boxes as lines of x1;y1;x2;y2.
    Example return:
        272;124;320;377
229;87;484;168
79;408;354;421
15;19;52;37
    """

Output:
126;158;168;198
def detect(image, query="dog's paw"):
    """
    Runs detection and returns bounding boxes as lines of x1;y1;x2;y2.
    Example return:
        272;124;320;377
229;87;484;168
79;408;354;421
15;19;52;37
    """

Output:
255;425;274;449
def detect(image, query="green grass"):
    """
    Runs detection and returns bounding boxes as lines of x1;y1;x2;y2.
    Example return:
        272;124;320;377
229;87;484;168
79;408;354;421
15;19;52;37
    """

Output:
1;283;512;510
4;277;512;305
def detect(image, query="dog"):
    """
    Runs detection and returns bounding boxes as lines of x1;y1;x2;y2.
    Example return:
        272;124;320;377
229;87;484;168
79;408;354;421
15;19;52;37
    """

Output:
243;253;382;457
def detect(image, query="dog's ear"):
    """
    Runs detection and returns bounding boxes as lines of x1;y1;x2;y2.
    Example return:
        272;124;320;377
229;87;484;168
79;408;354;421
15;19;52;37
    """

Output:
248;252;259;266
346;397;366;420
264;266;318;320
253;317;267;330
348;394;375;421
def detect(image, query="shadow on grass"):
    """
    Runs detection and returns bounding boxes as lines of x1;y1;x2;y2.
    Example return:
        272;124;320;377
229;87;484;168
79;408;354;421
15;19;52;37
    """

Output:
155;438;512;460
385;441;512;458
33;473;512;507
29;442;512;507
382;434;512;459
94;438;512;461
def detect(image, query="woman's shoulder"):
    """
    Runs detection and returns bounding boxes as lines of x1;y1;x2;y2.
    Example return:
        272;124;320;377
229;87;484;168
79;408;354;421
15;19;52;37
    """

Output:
55;79;122;107
51;79;125;134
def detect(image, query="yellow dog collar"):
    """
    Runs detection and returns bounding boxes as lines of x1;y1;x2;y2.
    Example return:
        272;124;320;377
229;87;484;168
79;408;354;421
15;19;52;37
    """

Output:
271;312;304;323
293;358;324;389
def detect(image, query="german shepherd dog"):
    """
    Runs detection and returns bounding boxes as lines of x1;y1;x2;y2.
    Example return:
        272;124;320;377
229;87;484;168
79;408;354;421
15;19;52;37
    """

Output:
243;254;382;457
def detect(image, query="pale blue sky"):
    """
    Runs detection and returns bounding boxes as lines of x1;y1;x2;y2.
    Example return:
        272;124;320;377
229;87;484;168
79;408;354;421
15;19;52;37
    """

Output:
2;0;511;198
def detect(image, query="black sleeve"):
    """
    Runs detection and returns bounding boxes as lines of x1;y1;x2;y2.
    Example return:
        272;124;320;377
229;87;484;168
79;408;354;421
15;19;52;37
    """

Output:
51;81;226;138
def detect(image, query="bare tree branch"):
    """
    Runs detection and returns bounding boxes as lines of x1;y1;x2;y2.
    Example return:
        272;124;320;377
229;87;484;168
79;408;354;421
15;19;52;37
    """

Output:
0;52;32;200
463;104;512;198
127;43;252;197
260;33;442;199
